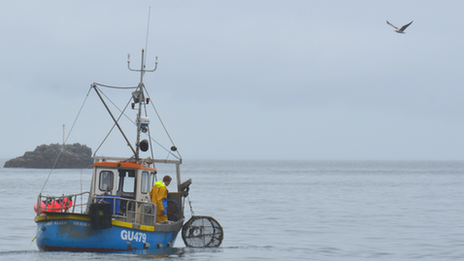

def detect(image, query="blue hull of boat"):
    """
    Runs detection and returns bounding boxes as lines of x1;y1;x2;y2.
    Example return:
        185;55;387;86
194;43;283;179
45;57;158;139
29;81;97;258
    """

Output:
36;215;180;253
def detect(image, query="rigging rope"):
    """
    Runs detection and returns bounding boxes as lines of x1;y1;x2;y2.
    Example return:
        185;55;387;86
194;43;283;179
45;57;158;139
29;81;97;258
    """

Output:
92;86;134;157
40;86;93;194
187;196;195;216
93;83;180;160
38;81;181;190
143;86;182;160
99;85;134;123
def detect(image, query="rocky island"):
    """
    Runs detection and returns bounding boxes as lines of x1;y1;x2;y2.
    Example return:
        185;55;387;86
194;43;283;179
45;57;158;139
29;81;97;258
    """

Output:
4;143;93;169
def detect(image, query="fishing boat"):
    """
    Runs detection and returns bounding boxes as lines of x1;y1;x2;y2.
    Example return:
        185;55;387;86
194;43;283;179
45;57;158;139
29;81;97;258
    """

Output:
34;49;223;253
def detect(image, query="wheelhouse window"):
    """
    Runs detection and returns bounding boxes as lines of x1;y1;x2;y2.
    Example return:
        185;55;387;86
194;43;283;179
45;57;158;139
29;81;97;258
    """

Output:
150;172;156;189
99;171;114;191
118;170;136;196
142;171;149;193
141;171;157;194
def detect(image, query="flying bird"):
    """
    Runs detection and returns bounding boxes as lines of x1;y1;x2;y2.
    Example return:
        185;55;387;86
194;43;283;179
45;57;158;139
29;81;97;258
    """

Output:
386;20;413;33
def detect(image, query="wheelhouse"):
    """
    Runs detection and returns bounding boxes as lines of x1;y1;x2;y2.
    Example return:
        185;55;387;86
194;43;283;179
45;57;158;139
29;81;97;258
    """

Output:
91;161;157;203
88;156;190;223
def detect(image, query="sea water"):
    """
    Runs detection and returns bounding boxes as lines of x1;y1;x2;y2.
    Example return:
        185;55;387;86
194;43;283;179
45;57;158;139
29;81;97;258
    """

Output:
0;159;463;260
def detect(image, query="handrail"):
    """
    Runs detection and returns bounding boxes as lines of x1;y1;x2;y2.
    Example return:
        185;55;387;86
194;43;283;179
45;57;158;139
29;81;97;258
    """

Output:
36;192;90;216
91;195;157;226
36;193;158;227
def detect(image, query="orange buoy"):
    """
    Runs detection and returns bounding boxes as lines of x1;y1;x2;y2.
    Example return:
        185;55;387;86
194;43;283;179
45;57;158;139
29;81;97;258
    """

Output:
34;201;47;214
34;197;73;213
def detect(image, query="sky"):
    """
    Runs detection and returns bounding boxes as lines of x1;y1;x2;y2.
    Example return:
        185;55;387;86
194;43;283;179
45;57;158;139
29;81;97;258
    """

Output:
2;1;464;161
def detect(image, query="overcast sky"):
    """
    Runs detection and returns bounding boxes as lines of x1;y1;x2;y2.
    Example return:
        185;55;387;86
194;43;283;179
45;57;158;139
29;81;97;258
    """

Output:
2;1;464;161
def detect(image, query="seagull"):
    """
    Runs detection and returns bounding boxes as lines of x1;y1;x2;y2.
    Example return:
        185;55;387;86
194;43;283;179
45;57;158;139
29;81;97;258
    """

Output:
386;20;413;33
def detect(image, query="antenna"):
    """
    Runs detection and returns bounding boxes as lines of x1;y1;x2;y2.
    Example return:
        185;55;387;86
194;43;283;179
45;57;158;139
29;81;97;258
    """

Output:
144;6;152;67
127;6;156;82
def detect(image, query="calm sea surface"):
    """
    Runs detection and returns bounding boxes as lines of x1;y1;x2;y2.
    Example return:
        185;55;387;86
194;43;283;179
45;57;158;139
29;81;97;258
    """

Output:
1;159;464;260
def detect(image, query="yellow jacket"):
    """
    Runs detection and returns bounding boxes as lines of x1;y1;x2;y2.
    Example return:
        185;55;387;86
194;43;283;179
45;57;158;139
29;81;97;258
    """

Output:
149;180;168;223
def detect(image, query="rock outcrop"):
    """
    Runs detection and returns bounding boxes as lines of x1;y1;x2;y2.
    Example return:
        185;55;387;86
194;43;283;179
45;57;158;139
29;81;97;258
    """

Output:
3;143;93;168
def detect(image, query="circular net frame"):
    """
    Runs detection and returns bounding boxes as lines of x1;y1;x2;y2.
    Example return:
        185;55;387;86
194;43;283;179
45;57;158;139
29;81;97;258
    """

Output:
182;216;224;247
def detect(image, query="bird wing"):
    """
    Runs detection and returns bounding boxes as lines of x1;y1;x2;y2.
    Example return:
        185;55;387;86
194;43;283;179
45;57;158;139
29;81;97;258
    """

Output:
399;21;413;32
386;20;398;29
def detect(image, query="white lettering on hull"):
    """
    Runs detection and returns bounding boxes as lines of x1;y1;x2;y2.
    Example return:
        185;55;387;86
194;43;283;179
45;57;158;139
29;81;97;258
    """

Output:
120;230;147;242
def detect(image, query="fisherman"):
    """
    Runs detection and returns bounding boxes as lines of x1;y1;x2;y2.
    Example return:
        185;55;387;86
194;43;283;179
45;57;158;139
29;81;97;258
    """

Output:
149;175;172;223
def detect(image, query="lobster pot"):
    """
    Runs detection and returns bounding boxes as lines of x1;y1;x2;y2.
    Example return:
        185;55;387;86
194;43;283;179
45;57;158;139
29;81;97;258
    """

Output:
182;216;223;248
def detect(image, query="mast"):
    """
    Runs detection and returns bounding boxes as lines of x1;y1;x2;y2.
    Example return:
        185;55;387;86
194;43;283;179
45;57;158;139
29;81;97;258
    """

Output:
127;49;158;160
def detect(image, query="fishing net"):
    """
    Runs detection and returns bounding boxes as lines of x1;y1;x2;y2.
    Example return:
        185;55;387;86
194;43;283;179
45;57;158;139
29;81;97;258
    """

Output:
182;216;223;247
